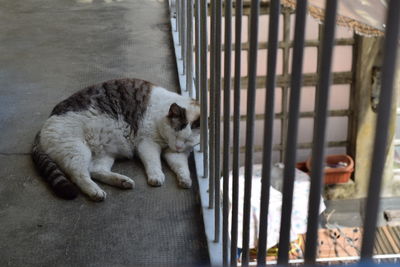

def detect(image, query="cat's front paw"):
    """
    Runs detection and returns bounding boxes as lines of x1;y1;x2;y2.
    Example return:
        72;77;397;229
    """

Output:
147;171;165;187
178;178;192;189
121;178;135;189
88;188;107;202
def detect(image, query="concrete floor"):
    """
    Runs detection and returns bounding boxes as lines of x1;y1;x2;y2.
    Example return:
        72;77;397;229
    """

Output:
0;0;209;266
323;197;400;228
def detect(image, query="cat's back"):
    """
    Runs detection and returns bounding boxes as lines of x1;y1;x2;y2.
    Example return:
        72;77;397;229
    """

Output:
51;78;153;132
39;78;158;160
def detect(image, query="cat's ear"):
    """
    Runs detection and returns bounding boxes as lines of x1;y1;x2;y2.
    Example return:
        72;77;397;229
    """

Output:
168;103;185;118
168;103;188;131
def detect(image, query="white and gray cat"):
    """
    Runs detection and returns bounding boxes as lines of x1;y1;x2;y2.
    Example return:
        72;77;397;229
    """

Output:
32;78;200;201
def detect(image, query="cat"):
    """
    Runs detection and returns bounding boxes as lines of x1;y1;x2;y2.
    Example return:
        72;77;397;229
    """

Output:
32;78;200;201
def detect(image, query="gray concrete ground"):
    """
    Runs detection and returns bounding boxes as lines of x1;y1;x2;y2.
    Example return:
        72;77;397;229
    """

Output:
323;198;400;228
0;0;209;266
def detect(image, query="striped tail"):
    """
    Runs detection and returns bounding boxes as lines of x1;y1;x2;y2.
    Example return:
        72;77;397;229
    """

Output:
32;133;79;200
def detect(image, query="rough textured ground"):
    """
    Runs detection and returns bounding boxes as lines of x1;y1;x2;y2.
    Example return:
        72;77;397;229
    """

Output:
0;0;209;266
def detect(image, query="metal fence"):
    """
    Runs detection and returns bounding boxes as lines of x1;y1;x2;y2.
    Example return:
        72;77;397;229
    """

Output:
170;0;400;266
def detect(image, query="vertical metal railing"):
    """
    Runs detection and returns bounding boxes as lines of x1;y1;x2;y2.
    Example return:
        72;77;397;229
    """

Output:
176;0;180;39
186;0;193;97
171;0;400;265
230;0;243;266
181;0;187;74
200;0;208;177
257;0;280;265
213;0;223;243
209;0;216;210
241;0;260;265
222;0;233;265
361;0;400;261
194;0;201;101
277;0;307;264
304;0;337;263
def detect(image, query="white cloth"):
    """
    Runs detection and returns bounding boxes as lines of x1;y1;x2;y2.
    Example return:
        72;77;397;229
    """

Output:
223;164;326;250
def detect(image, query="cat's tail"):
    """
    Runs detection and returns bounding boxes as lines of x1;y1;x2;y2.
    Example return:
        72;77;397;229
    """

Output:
32;132;79;200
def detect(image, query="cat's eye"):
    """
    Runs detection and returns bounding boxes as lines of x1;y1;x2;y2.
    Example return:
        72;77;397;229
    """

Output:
191;117;200;129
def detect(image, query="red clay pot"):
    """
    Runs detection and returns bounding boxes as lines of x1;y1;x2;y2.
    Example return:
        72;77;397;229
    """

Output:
305;154;354;184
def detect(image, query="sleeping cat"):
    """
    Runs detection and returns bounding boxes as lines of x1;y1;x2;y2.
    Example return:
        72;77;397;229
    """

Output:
32;78;200;201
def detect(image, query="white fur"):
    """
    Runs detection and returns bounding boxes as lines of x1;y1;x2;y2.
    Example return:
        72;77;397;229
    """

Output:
39;86;200;201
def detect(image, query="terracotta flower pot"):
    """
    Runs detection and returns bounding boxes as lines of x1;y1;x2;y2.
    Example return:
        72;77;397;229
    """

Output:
305;154;354;185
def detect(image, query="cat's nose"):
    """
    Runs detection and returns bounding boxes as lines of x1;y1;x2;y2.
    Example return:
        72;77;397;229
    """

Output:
176;145;184;151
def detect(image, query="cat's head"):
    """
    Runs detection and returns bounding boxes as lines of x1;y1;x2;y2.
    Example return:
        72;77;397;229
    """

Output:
162;102;200;153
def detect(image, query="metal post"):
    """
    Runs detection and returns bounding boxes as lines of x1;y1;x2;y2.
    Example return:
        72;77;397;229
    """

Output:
222;0;232;265
181;0;187;74
209;0;216;209
200;0;209;177
176;0;180;37
361;0;400;260
241;0;260;265
214;0;222;243
195;0;201;101
187;0;194;95
277;0;307;264
230;0;243;265
304;0;337;264
257;0;280;265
